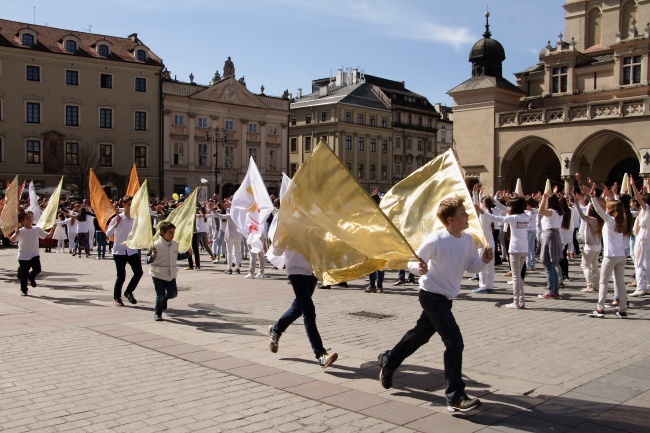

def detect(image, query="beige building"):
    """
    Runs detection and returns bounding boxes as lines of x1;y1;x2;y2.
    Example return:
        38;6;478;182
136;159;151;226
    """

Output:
0;19;163;198
434;103;453;155
449;1;650;194
162;57;290;199
290;68;439;191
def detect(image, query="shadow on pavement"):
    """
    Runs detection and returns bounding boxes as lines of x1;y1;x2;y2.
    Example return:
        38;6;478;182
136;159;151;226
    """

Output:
164;303;267;335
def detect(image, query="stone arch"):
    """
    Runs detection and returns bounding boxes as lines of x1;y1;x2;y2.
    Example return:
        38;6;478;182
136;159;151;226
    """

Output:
587;7;602;48
572;130;639;185
501;136;561;194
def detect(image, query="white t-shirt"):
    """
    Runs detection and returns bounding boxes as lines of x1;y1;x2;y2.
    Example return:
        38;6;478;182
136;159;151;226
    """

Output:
16;226;48;260
541;209;563;230
592;198;628;257
482;212;532;254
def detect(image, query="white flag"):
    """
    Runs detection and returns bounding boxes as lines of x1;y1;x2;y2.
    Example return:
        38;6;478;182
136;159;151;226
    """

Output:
28;181;42;224
231;157;274;254
266;173;292;269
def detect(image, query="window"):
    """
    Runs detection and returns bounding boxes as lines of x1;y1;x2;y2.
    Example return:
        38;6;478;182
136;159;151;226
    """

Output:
65;142;79;165
173;142;185;165
395;160;401;174
173;114;184;126
320;135;327;145
406;138;412;150
346;162;352;171
0;137;3;163
249;147;259;164
269;148;278;171
395;137;401;148
357;114;364;124
248;122;258;133
406;159;412;173
552;66;568;93
135;111;147;131
224;145;234;168
306;114;312;124
198;116;207;128
135;146;147;168
370;116;376;126
417;139;423;151
99;144;113;167
358;137;365;151
370;138;377;152
290;137;297;153
65;40;77;52
321;111;327;122
304;137;312;152
587;8;602;48
65;105;79;126
417;156;424;166
135;77;146;92
358;163;365;179
0;99;3;121
100;74;112;89
100;108;113;128
381;117;387;128
418;116;422;127
269;124;277;134
382;140;387;153
26;102;41;123
291;115;296;126
26;65;40;81
135;49;147;61
382;165;387;180
623;56;642;85
198;143;208;167
97;44;110;56
22;33;35;46
427;140;433;152
66;70;79;85
224;119;234;130
26;140;41;163
345;112;351;123
407;114;412;125
370;164;376;179
440;131;447;142
290;163;298;177
345;135;352;150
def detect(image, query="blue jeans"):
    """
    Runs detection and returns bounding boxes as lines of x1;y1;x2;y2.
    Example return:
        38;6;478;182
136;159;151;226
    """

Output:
369;270;385;288
153;277;178;315
273;274;325;359
397;270;415;282
527;231;536;268
95;231;107;258
385;290;466;404
543;261;559;294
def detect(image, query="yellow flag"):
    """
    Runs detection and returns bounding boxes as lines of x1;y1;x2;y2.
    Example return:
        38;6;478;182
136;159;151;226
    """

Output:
154;186;198;252
126;164;140;197
89;168;117;232
381;149;488;250
36;177;64;230
0;175;20;235
273;142;416;285
125;180;153;249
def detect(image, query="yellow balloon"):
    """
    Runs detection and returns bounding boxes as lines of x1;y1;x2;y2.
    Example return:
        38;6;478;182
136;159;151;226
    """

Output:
172;193;179;200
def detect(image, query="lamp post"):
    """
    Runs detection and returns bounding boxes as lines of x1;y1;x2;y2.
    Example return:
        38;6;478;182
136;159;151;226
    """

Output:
205;127;228;194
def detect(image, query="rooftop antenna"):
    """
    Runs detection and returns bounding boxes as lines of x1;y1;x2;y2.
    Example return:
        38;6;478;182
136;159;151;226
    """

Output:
82;25;93;33
33;6;35;25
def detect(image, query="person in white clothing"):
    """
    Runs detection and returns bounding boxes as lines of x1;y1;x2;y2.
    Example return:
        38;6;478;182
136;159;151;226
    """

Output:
630;176;650;297
52;214;68;253
222;210;243;274
146;221;179;321
471;184;495;294
9;211;54;296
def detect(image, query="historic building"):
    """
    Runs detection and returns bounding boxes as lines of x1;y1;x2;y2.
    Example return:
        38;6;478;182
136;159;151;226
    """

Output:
449;1;650;194
290;68;439;191
434;103;454;155
0;18;163;197
161;57;290;199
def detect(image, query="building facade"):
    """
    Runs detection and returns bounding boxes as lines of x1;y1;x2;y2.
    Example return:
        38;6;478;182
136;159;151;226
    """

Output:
0;19;163;198
290;68;439;192
434;103;454;155
450;1;650;194
161;57;290;199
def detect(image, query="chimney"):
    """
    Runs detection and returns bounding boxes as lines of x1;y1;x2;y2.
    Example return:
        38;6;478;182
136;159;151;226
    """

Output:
336;69;343;86
319;86;327;96
352;68;358;84
128;33;138;42
297;88;302;98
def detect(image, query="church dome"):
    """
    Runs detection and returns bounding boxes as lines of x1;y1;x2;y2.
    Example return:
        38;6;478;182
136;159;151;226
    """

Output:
469;36;506;63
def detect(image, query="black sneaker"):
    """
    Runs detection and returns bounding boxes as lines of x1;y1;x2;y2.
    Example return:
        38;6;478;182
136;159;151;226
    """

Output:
154;314;163;321
28;277;37;288
615;310;628;319
235;268;241;274
337;282;348;288
20;289;28;296
113;298;124;307
378;351;393;389
447;397;481;412
124;292;137;305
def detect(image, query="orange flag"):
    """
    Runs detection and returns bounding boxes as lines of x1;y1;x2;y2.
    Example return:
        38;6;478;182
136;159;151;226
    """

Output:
89;168;117;232
126;164;140;197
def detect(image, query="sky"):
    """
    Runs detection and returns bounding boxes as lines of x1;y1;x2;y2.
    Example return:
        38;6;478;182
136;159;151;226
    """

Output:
4;0;567;105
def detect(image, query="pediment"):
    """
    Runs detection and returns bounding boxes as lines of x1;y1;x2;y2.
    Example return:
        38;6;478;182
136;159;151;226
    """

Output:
190;78;269;109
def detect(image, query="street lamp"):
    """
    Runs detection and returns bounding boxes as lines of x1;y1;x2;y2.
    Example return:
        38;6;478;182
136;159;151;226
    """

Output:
205;127;228;194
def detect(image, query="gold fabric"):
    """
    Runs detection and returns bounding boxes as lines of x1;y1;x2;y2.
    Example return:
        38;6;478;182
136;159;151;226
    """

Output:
126;164;140;197
154;186;198;252
381;149;488;251
273;142;416;285
0;175;20;234
36;177;64;230
126;180;154;249
88;168;117;232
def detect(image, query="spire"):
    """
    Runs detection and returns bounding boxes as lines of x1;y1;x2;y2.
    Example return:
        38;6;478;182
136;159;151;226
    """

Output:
483;9;491;39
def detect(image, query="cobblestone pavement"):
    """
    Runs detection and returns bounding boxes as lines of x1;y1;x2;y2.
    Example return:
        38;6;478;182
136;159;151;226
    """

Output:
1;247;649;432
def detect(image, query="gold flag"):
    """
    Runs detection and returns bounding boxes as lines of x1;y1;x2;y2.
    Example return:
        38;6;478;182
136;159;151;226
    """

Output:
154;186;198;252
381;149;488;251
125;180;153;249
0;175;20;234
544;179;552;193
126;164;140;197
273;142;416;285
36;177;64;230
89;168;117;232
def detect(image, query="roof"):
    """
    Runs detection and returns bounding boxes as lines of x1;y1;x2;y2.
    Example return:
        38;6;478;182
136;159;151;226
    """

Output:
448;75;524;94
0;18;163;67
363;74;437;113
291;82;390;111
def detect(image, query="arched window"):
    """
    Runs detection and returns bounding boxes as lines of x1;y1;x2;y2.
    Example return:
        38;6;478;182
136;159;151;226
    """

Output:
21;33;35;46
135;49;147;61
65;40;77;52
621;1;637;39
97;44;110;56
587;8;602;48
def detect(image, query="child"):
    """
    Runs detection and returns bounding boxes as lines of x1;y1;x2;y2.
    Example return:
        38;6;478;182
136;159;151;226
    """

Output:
9;211;54;296
52;213;68;253
378;197;493;412
146;221;179;321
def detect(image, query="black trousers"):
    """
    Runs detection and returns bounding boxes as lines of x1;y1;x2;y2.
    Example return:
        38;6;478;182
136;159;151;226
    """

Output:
17;256;41;292
113;253;143;300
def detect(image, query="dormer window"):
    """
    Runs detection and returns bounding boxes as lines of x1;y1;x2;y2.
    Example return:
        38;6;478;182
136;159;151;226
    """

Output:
97;44;110;57
21;33;35;47
135;49;147;61
64;40;77;52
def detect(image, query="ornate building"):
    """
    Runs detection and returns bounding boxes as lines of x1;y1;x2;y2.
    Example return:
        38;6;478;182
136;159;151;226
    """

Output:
0;19;163;197
161;57;290;199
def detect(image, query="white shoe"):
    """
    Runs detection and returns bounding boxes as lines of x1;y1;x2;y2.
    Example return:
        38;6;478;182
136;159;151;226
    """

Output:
255;272;266;279
629;290;646;297
245;273;255;279
212;259;219;264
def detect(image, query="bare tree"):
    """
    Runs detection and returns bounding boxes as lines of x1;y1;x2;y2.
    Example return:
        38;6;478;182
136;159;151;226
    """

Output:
63;144;100;198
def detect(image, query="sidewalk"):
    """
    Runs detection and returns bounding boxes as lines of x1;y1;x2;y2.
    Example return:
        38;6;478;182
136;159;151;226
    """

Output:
0;248;649;432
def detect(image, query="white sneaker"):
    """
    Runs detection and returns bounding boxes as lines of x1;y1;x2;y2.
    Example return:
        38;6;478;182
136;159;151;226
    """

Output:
255;272;265;279
244;273;255;279
629;290;646;297
212;259;220;264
